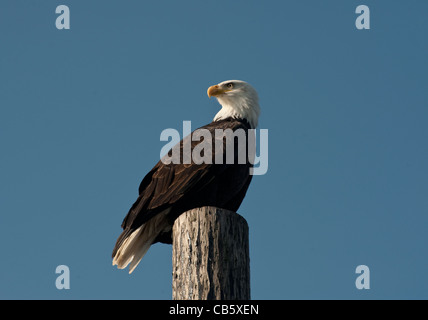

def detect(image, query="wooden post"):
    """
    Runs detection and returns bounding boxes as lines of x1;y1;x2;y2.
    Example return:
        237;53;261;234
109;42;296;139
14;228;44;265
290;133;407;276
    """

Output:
172;206;250;300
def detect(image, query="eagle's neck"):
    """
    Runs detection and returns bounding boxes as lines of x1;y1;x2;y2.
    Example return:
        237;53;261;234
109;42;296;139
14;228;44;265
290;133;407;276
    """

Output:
213;96;260;129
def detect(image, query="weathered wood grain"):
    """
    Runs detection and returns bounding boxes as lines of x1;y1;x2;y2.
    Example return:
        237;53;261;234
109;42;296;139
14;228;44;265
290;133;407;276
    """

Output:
172;206;250;300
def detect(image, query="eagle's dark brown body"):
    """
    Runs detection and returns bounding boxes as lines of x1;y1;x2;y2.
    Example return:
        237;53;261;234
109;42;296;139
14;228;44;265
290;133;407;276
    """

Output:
112;117;253;258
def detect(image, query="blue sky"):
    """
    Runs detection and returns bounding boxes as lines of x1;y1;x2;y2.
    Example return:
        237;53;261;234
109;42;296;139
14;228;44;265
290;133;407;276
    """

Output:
1;1;427;299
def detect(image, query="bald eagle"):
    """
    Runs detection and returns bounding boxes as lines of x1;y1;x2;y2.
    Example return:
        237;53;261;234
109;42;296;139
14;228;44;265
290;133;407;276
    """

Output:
112;80;260;273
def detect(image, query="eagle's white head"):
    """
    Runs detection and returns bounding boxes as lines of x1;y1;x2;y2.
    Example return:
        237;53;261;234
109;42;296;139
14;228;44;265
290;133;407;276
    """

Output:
207;80;260;129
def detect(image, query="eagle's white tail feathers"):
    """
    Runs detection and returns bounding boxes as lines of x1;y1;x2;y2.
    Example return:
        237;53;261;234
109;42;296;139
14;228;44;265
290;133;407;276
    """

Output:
112;211;170;274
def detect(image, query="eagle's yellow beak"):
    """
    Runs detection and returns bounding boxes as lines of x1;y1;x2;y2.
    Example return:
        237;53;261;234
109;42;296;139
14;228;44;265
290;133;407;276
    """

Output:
207;85;228;98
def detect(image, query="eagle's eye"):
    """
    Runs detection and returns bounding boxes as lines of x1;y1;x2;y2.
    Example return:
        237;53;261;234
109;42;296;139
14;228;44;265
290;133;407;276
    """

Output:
226;82;234;89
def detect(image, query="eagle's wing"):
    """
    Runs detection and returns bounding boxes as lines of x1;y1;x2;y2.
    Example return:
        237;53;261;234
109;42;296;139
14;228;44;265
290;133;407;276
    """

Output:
112;119;252;272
